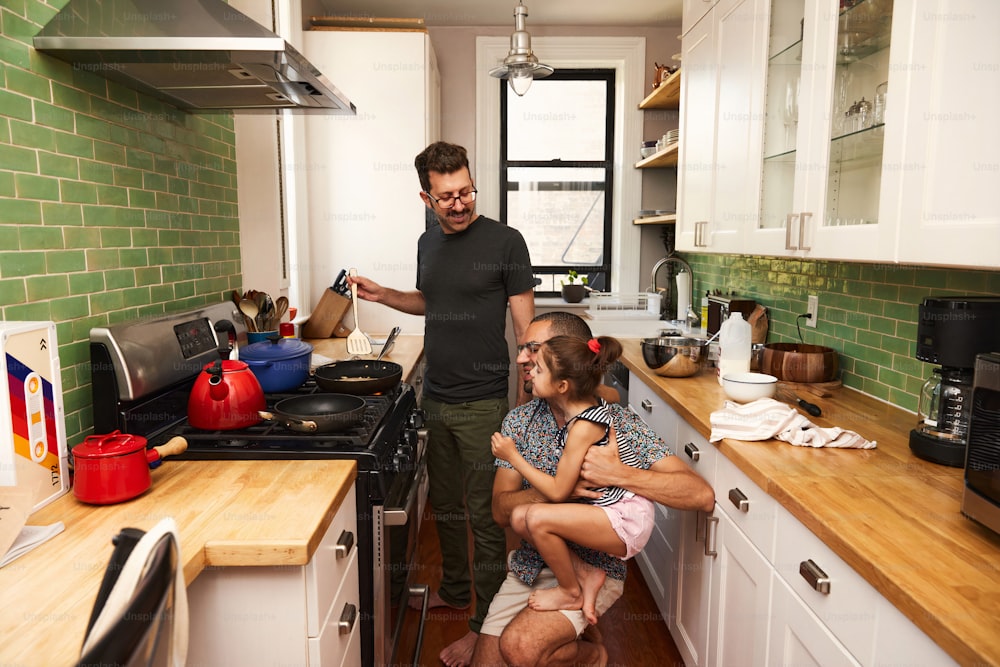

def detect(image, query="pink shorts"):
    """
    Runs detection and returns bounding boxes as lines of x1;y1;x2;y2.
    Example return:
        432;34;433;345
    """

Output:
601;494;655;559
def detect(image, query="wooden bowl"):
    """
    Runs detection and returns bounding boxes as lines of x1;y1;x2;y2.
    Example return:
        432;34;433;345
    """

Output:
760;343;839;383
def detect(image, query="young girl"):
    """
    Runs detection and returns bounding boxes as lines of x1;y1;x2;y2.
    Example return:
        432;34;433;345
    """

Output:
491;335;654;624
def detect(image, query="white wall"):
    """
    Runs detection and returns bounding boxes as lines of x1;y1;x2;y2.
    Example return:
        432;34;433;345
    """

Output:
300;31;437;336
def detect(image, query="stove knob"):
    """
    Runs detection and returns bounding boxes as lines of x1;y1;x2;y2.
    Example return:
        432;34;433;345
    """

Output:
408;409;426;430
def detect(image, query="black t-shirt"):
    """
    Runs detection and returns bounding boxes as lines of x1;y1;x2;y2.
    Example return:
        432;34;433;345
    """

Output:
416;216;535;403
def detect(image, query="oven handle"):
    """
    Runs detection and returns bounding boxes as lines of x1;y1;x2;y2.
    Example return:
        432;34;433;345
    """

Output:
408;584;430;664
385;459;425;526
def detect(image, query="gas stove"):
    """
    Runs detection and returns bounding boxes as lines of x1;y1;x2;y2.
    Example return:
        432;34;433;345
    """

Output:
88;302;429;666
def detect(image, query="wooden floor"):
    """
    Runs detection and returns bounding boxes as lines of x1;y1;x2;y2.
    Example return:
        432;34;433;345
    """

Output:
404;506;686;666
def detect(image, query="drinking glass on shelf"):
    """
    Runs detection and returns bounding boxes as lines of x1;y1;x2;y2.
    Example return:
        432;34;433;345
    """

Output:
783;76;800;146
873;81;888;125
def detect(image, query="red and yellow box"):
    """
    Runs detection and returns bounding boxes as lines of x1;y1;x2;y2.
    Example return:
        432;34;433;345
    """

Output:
1;321;69;513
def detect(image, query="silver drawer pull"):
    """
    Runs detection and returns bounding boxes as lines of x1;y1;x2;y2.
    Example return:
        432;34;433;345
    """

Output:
728;487;750;512
338;602;358;635
800;559;831;594
683;442;700;461
335;530;355;559
799;212;813;251
641;398;653;412
704;515;719;557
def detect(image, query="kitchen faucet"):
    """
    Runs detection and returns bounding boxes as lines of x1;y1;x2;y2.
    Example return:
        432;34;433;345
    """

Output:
649;254;700;328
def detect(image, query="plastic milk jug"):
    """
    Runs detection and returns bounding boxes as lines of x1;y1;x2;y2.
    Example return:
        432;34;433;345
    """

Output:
718;311;751;385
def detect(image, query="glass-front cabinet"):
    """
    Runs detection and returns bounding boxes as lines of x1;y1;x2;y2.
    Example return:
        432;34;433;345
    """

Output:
746;0;896;259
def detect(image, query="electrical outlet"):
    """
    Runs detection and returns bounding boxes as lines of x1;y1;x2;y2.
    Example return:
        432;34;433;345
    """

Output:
806;295;819;328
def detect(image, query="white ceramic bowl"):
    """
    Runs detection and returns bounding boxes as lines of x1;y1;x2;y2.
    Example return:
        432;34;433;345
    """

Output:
721;372;778;402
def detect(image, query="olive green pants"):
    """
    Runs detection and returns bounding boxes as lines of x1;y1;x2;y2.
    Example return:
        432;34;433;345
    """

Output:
422;396;508;634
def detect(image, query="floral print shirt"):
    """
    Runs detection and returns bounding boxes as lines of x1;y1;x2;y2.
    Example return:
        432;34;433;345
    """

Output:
497;398;672;583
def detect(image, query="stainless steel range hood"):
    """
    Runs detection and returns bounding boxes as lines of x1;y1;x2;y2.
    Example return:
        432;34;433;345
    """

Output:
33;0;356;113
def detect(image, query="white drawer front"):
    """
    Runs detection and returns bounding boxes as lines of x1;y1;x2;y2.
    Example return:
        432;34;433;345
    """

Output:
628;371;679;445
309;549;361;666
715;453;776;560
873;594;958;666
307;486;358;637
676;419;717;488
773;504;878;665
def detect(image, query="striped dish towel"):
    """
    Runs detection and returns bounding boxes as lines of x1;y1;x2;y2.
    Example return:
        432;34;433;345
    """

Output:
709;398;876;449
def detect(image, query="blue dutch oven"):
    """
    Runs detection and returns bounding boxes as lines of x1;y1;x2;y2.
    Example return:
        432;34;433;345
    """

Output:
239;337;314;392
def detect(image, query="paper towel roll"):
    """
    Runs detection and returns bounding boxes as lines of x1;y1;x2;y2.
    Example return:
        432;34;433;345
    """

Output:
675;270;691;320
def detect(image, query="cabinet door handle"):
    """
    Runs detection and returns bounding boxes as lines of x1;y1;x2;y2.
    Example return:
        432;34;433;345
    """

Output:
641;398;653;412
799;212;813;250
338;602;358;635
704;515;719;557
728;487;750;512
785;213;799;249
684;441;700;461
799;559;831;594
697;221;709;247
335;530;355;559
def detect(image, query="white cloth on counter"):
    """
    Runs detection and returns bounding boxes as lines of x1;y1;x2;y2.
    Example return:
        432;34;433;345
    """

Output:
709;398;876;449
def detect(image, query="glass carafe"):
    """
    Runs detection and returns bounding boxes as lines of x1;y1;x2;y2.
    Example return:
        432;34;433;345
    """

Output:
916;368;974;442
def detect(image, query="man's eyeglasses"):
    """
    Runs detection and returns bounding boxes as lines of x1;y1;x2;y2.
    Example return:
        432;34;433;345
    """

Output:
425;188;478;209
517;342;542;354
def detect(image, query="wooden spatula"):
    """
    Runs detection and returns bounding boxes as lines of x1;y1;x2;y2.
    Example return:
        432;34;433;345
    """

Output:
347;268;373;356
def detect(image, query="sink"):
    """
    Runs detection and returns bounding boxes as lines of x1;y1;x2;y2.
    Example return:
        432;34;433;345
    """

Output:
587;318;676;338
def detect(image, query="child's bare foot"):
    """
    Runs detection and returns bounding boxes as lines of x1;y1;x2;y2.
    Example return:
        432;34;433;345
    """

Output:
528;585;583;613
578;563;606;625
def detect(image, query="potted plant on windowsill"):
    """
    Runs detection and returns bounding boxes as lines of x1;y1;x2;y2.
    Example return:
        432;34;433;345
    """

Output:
560;271;588;304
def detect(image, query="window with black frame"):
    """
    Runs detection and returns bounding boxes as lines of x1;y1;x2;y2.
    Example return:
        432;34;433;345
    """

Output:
499;69;615;295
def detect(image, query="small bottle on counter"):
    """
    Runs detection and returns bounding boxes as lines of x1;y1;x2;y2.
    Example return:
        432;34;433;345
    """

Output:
718;311;751;385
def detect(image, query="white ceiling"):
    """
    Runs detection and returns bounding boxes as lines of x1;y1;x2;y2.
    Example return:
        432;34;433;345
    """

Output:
309;0;683;27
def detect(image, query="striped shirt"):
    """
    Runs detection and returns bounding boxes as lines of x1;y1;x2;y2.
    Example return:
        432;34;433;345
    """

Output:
497;398;671;584
558;400;643;507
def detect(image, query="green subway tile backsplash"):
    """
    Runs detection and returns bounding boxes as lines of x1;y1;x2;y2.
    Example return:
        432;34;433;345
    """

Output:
683;253;1000;413
2;2;242;448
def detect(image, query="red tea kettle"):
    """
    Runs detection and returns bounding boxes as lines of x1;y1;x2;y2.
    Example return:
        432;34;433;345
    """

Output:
187;359;266;430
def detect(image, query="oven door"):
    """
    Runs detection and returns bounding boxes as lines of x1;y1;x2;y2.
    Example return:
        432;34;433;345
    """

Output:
379;428;429;666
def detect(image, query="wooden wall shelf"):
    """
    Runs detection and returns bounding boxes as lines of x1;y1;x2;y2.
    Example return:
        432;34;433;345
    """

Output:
638;69;681;109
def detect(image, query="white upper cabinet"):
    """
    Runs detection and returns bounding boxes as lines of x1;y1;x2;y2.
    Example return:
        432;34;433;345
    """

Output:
887;0;1000;269
684;0;998;268
676;0;768;253
748;0;897;260
683;0;719;35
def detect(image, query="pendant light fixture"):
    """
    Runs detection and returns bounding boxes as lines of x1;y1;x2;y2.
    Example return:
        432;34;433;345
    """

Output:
489;1;553;96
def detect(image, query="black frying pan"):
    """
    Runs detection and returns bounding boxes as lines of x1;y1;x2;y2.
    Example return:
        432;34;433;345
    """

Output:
260;393;366;433
313;360;403;395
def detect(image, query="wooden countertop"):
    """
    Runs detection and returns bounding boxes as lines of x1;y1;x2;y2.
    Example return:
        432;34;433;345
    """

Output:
619;339;1000;667
0;334;423;667
1;459;356;667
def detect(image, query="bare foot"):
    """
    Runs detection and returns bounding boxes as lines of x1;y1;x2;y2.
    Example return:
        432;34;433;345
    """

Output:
409;589;470;611
527;585;583;613
440;630;478;667
577;563;607;625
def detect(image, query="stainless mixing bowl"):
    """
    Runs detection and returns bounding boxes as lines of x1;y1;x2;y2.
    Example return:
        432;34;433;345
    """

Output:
641;336;707;378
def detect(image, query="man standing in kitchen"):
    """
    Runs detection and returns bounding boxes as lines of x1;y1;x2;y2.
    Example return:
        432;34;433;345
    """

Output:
350;141;536;667
471;312;715;666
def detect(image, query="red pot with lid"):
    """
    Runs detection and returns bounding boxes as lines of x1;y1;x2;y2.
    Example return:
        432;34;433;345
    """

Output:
72;431;188;505
187;359;266;430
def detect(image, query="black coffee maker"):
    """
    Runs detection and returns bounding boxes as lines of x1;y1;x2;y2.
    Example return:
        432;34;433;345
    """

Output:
909;296;1000;467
